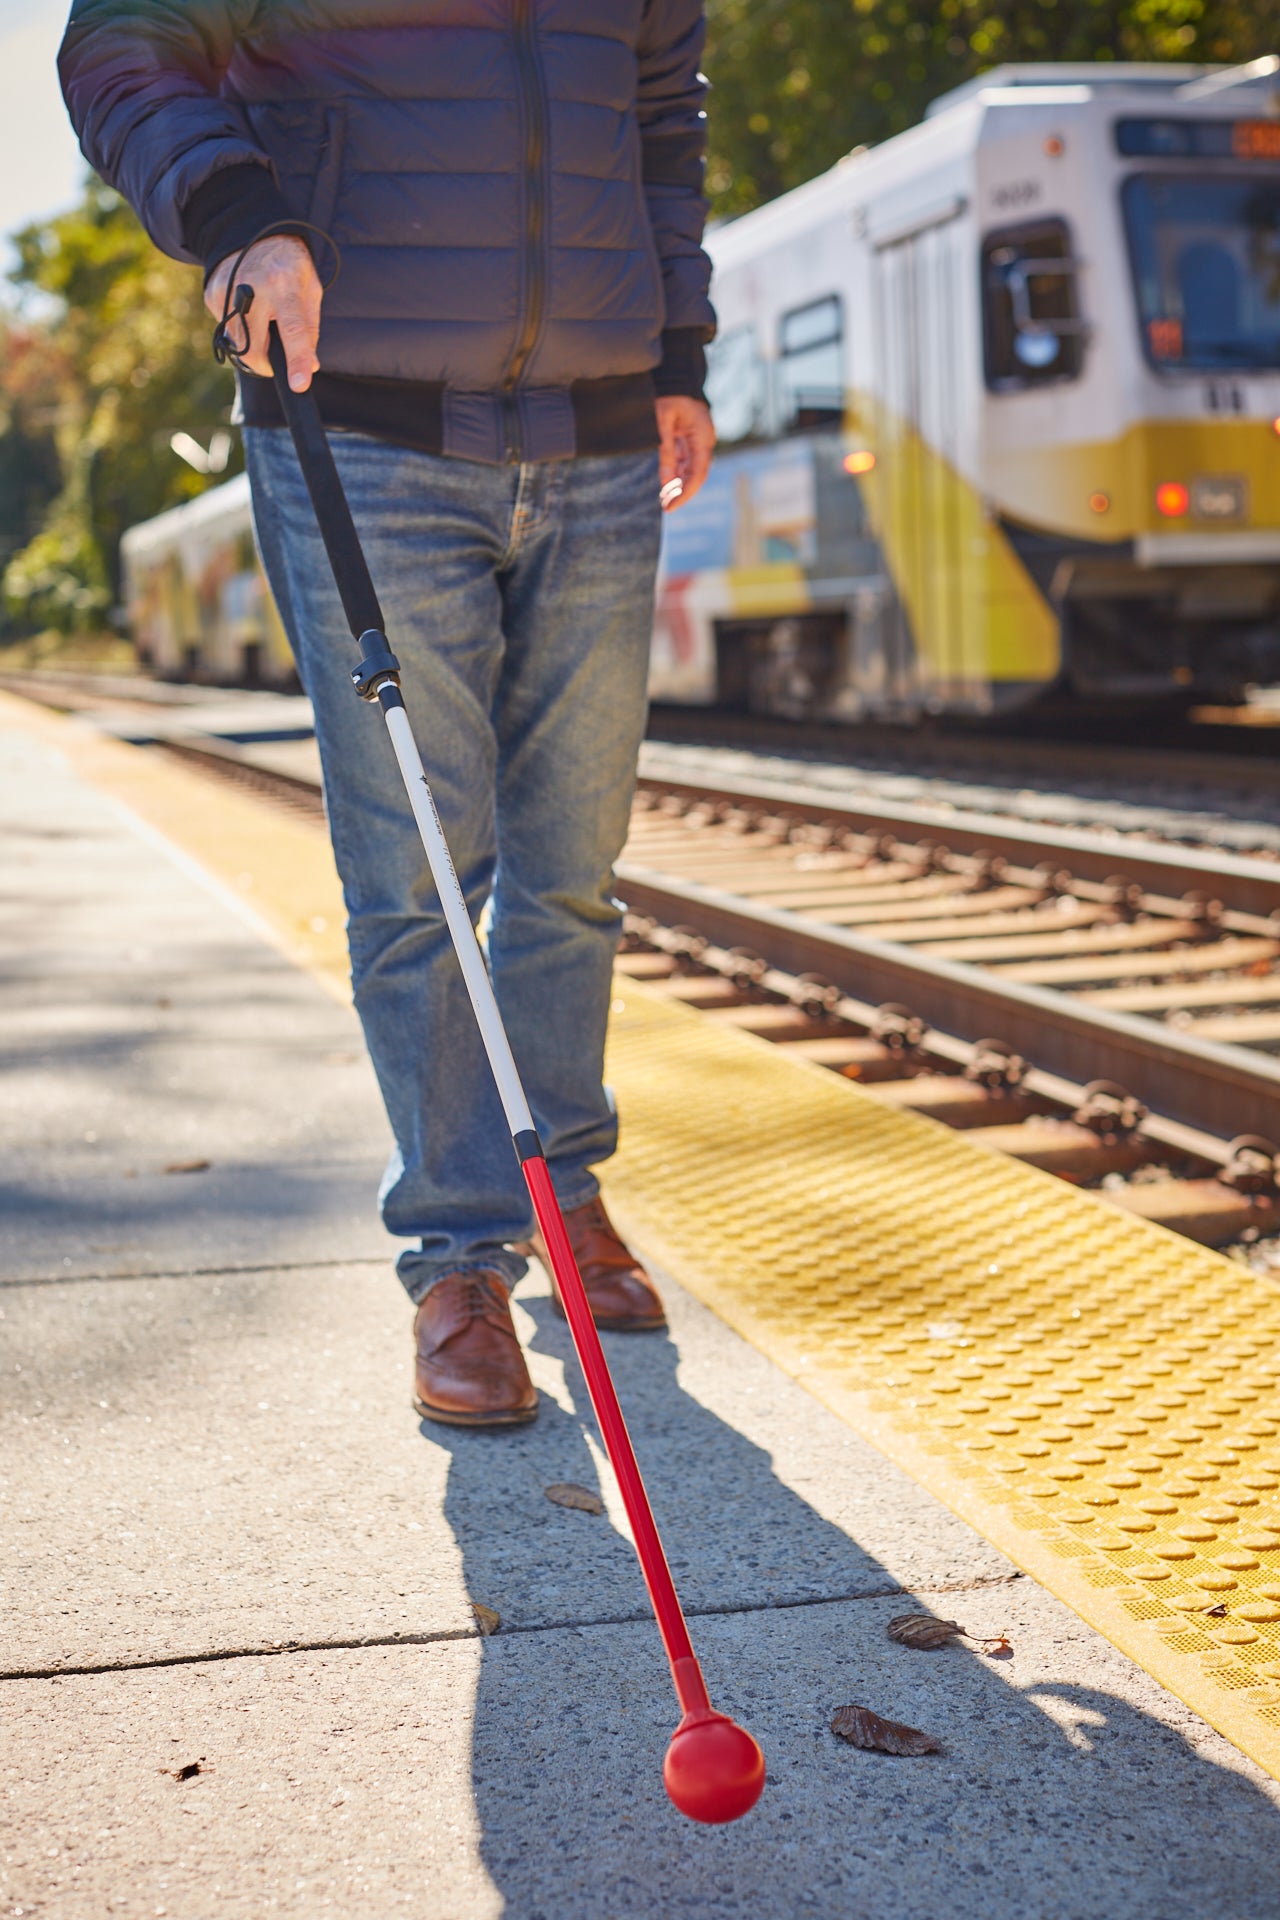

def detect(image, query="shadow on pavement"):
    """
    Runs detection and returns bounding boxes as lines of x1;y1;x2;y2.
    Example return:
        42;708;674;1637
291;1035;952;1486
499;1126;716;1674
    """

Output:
429;1291;1280;1920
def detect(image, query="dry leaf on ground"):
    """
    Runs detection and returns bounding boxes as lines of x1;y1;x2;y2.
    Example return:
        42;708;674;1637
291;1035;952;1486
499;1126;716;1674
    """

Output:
471;1603;501;1636
887;1611;1014;1657
545;1482;604;1514
830;1704;941;1756
887;1612;964;1650
162;1158;211;1175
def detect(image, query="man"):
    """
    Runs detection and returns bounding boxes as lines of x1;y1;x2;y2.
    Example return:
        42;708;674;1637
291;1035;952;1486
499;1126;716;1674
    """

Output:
59;1;715;1428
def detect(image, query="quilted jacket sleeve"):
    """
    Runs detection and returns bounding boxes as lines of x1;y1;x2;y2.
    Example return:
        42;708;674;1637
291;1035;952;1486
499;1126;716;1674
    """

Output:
58;0;294;265
637;0;715;355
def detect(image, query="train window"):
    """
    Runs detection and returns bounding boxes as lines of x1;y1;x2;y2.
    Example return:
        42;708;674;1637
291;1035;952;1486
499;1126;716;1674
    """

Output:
778;296;844;432
704;327;768;444
982;220;1087;391
1121;173;1280;372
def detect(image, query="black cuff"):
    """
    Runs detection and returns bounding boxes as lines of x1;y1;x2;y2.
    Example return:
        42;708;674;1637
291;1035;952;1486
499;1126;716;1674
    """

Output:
181;163;305;279
653;328;707;402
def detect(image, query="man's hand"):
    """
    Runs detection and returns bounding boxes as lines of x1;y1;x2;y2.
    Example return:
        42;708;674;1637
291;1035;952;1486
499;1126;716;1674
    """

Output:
205;235;322;391
656;395;715;510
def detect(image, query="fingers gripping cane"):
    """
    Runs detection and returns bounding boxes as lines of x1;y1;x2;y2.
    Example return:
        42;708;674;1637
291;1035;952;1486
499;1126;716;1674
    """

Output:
247;315;764;1823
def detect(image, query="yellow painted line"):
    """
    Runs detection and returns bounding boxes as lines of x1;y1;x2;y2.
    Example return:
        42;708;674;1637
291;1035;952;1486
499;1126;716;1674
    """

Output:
0;690;350;1002
601;987;1280;1782
13;688;1280;1777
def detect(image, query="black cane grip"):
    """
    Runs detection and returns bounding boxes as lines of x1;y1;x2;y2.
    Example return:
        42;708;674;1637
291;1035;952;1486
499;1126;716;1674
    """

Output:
261;321;385;642
266;318;289;392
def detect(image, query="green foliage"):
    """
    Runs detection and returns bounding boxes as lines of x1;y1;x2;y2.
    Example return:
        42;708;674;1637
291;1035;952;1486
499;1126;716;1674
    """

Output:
0;321;66;615
703;0;1279;216
3;179;238;635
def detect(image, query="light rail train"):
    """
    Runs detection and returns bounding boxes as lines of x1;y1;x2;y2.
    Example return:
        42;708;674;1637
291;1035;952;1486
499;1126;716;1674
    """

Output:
120;471;293;687
123;60;1280;721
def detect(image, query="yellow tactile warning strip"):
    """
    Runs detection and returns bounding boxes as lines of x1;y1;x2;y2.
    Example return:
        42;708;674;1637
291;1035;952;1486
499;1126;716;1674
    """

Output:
601;987;1280;1782
0;691;350;1000
12;691;1280;1777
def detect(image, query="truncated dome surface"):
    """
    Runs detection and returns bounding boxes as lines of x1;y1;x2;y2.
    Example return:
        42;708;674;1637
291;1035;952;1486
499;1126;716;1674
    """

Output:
601;984;1280;1780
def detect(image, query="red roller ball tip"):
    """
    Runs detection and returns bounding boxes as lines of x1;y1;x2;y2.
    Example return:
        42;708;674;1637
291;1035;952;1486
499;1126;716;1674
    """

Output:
663;1709;766;1824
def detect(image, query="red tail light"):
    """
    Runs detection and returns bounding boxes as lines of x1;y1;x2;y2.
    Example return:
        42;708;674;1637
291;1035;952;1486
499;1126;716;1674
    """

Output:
1155;481;1189;518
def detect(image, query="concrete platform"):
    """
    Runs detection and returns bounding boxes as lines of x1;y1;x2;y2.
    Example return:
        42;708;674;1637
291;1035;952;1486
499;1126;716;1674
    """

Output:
4;704;1280;1918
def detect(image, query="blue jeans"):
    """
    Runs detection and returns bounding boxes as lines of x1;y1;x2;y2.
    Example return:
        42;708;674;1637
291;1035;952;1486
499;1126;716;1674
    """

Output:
245;430;661;1301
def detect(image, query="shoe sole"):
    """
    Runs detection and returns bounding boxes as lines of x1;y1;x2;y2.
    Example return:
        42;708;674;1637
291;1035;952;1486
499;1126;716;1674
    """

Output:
412;1395;539;1429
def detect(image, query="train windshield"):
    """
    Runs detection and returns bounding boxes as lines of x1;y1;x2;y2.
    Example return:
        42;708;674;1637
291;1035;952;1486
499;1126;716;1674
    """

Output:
1122;172;1280;370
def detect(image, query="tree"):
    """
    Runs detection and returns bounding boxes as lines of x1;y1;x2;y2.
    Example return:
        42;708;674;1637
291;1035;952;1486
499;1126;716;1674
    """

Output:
3;179;237;635
0;321;67;630
703;0;1279;217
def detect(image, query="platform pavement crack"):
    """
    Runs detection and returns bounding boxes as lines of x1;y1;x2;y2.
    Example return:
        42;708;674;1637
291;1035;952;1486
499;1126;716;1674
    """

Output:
0;1574;1024;1683
0;1255;391;1291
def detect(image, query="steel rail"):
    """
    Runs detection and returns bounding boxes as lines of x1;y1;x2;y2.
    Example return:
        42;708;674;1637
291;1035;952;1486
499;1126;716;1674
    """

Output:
635;761;1280;920
615;863;1280;1144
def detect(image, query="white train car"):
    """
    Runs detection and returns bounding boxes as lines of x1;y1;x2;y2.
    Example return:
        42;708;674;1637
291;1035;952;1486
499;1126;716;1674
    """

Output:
119;471;293;686
652;60;1280;720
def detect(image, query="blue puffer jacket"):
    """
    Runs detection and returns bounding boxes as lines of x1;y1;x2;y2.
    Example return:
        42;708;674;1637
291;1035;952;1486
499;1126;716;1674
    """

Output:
59;1;713;462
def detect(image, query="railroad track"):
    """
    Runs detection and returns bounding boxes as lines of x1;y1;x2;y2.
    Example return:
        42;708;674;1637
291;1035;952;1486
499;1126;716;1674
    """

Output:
619;779;1280;1263
132;737;1280;1265
5;672;1279;1265
619;777;1280;1083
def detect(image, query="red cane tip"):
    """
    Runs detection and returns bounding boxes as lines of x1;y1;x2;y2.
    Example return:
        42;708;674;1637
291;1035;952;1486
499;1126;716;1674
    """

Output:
663;1709;766;1825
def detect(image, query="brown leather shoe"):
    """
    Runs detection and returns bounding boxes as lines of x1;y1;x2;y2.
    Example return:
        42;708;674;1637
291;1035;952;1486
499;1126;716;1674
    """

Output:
527;1196;665;1332
413;1270;538;1427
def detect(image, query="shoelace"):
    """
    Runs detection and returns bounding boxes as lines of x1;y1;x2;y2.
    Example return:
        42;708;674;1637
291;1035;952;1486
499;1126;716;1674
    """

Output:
462;1276;523;1342
423;1275;509;1353
457;1275;500;1325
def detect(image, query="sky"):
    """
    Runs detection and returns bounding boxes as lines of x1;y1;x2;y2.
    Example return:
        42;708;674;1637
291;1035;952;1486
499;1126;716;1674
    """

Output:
0;0;86;287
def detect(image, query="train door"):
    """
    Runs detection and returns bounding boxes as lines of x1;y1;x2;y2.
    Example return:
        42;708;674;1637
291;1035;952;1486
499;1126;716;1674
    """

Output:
873;208;976;710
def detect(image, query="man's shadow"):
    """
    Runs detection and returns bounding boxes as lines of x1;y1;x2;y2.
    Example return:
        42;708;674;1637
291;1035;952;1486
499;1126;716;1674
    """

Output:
431;1276;892;1630
426;1273;1280;1920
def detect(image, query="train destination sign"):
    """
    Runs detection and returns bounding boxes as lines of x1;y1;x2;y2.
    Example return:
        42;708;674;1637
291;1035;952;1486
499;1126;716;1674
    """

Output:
1116;117;1280;160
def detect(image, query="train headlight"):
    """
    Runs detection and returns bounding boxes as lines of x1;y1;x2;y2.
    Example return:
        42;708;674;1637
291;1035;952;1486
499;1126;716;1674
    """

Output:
844;450;876;475
1089;492;1110;514
1272;416;1280;438
1155;481;1190;518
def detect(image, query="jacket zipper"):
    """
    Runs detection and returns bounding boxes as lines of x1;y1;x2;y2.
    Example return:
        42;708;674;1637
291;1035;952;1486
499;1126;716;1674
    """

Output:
504;0;547;459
